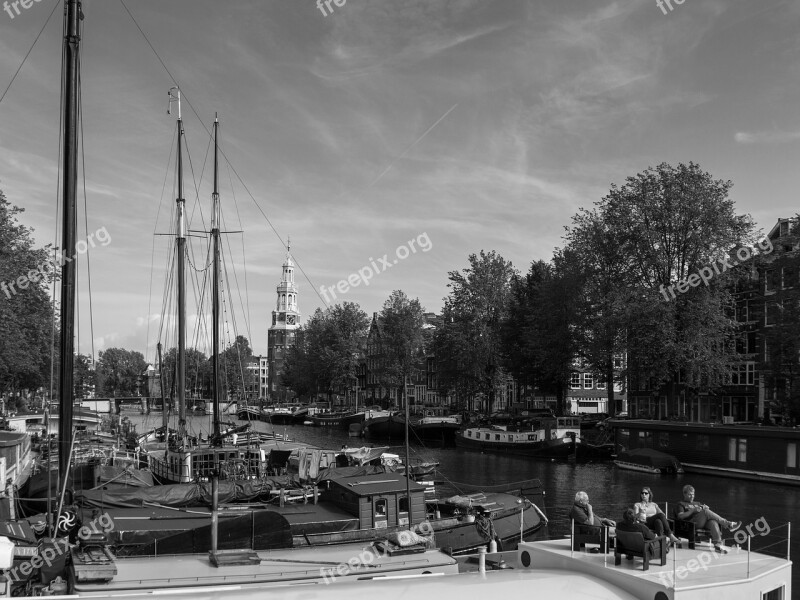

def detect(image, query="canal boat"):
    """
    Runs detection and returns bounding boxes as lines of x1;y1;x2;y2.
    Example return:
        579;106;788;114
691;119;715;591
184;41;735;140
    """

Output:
613;447;684;474
456;416;612;461
611;418;800;485
410;411;461;445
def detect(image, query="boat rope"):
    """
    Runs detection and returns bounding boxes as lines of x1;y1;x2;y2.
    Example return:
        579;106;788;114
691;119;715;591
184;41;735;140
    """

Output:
0;0;61;107
474;512;497;541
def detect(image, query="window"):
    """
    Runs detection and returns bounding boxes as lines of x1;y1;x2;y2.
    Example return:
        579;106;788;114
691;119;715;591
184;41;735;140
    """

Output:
596;379;607;390
583;373;593;389
728;438;746;463
762;585;784;600
374;499;387;516
696;435;710;452
730;362;755;386
766;270;776;293
659;432;669;449
570;373;581;389
787;443;796;469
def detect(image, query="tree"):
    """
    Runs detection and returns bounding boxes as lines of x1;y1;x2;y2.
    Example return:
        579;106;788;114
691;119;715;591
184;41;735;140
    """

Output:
219;335;254;401
434;251;515;413
564;162;755;415
160;347;211;400
501;259;579;415
96;348;147;396
73;354;96;399
0;190;55;398
377;291;425;408
281;303;369;403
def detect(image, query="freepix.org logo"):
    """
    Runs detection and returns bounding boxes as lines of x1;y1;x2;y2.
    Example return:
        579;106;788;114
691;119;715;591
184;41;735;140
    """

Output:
659;237;773;301
1;226;111;300
3;0;43;20
319;232;432;304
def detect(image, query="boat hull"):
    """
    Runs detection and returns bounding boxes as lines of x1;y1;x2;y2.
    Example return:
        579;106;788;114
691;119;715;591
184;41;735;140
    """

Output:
455;432;577;459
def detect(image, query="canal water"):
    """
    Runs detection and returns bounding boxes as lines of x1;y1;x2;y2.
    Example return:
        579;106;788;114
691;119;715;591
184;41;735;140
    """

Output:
126;412;798;594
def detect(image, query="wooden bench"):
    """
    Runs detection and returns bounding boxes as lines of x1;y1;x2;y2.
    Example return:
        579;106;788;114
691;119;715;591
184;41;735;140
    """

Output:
571;521;613;553
613;530;667;571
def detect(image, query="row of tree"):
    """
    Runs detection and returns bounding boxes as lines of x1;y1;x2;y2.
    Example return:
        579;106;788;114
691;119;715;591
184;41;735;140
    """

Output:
4;161;799;417
279;162;800;418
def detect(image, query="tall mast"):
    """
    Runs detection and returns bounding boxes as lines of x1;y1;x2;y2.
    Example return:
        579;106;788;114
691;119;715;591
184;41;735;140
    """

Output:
58;0;81;480
211;115;221;444
169;87;187;444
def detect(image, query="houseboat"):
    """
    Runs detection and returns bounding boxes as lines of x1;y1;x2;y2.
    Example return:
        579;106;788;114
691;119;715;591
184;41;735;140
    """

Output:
456;416;612;461
411;411;461;445
610;418;800;485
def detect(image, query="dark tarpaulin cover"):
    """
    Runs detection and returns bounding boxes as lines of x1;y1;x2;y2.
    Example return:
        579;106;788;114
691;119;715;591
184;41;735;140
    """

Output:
315;464;386;484
75;478;281;509
117;510;293;556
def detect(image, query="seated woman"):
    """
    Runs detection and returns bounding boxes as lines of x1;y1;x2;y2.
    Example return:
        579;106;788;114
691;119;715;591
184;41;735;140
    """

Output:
633;486;681;547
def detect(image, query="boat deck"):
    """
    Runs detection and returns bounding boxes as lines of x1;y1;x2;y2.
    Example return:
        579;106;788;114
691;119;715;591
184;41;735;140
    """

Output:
522;538;792;600
72;542;459;595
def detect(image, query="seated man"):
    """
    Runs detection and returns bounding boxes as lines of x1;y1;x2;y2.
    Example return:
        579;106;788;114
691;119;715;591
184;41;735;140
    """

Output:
570;491;616;528
676;485;740;553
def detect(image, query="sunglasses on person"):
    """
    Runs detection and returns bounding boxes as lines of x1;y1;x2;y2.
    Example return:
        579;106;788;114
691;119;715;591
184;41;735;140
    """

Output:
640;491;649;495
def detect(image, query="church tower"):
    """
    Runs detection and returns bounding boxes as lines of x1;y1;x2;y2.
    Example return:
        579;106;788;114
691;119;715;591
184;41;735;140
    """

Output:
267;240;300;401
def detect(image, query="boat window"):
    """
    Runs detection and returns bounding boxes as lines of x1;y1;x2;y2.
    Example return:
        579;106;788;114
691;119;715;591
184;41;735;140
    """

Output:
728;438;746;463
762;585;784;600
375;499;387;516
696;435;709;452
659;433;669;449
787;443;797;469
495;434;501;441
485;433;490;440
528;434;535;441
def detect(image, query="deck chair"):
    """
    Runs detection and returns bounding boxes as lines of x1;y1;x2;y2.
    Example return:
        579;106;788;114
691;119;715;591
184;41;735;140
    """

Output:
571;521;613;553
614;530;667;571
670;505;711;550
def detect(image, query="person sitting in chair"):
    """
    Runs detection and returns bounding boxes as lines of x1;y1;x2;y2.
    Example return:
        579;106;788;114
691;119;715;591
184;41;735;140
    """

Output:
570;491;616;528
617;507;656;539
676;485;740;554
633;486;681;547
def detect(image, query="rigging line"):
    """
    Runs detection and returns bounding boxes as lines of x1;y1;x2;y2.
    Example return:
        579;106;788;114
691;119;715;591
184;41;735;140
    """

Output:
188;133;213;228
220;208;250;343
219;122;252;343
221;251;250;400
146;125;177;365
77;51;96;365
0;0;61;107
117;0;324;307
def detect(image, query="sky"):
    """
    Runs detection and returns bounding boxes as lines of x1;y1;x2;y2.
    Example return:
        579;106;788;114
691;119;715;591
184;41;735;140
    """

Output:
0;0;799;363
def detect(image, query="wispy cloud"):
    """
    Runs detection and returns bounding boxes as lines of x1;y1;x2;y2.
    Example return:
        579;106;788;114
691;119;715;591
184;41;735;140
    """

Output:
735;130;800;144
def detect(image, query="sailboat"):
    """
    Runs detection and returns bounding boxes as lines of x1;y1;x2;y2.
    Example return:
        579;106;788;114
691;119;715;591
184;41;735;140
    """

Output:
144;97;269;487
